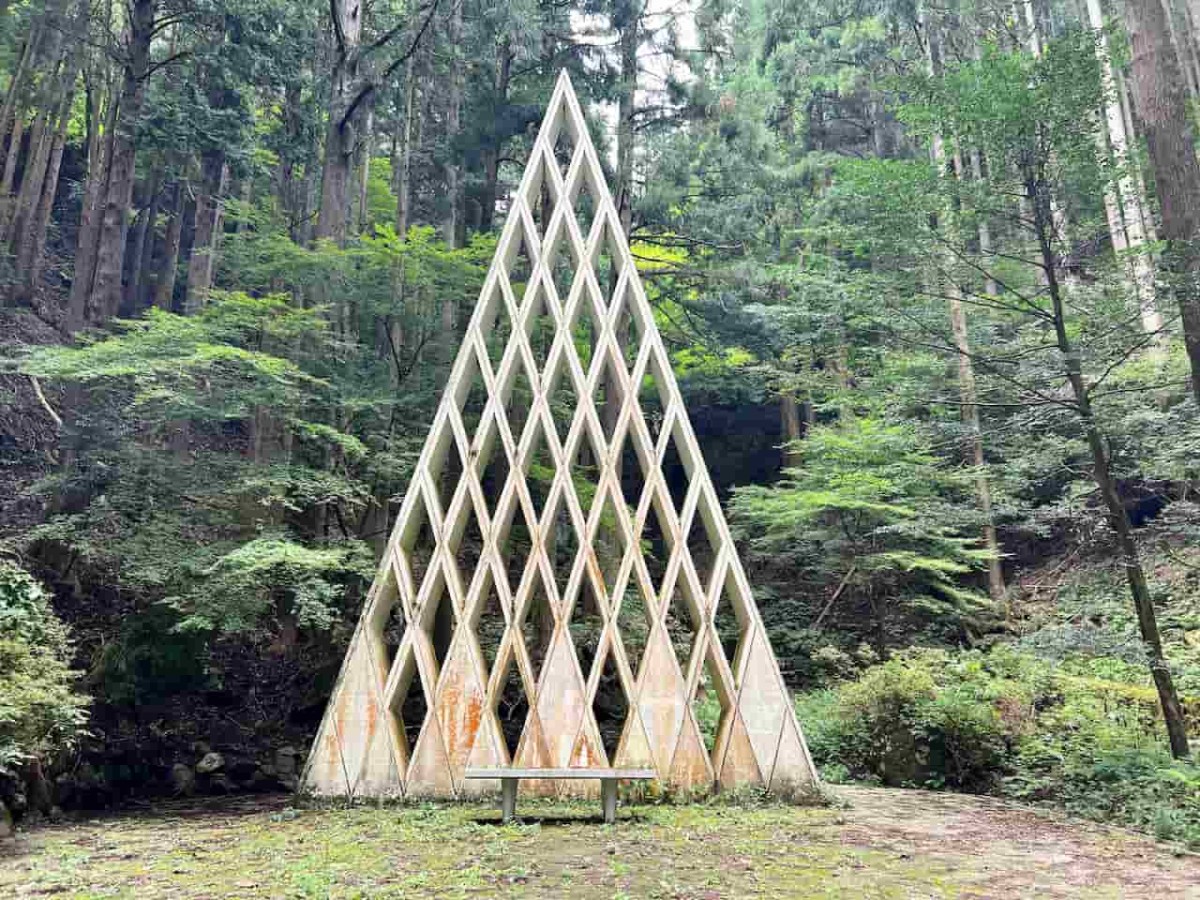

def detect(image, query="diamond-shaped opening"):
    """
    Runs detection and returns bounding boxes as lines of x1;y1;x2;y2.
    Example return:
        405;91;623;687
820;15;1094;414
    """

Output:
592;219;626;313
620;297;647;374
524;425;554;525
506;226;535;310
546;234;578;308
617;428;650;515
422;577;456;679
379;564;407;671
482;283;513;374
592;489;629;599
615;577;654;682
458;365;489;444
591;647;628;763
545;494;580;605
687;496;723;598
497;498;533;598
391;652;429;758
663;576;702;678
531;178;555;242
479;443;510;521
449;502;486;594
572;174;600;248
690;650;730;757
552;124;577;180
661;432;690;518
569;295;600;375
592;352;626;449
637;368;667;447
546;367;580;452
502;361;535;447
437;441;466;518
568;427;603;517
639;493;675;599
714;567;752;680
569;575;605;683
473;571;506;683
494;653;530;760
526;307;555;376
401;501;438;600
519;569;554;688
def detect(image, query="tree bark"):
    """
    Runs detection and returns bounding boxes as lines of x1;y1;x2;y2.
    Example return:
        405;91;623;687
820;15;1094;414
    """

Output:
780;393;805;469
442;0;465;248
66;72;114;331
185;152;229;312
153;181;184;310
394;52;419;237
1085;0;1162;333
316;0;364;245
479;39;512;235
1122;0;1200;405
84;0;154;325
126;169;162;311
17;59;79;305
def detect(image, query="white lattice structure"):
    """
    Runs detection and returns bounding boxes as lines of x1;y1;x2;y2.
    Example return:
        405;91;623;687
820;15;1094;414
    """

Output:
302;71;818;799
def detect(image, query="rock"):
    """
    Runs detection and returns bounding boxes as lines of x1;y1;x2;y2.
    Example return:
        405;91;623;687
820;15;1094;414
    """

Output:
196;752;225;775
274;746;298;776
170;763;196;796
206;774;235;794
280;774;299;792
0;800;12;839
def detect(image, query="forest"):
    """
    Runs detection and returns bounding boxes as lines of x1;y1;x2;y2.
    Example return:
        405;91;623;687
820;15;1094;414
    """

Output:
1;0;1200;859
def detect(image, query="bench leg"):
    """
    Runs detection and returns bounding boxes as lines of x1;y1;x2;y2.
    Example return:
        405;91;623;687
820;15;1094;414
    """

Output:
601;778;617;824
501;778;517;823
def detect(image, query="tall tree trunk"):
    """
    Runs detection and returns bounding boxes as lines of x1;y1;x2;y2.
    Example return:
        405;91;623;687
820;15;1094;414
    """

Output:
17;57;79;304
316;0;364;245
1029;168;1190;758
479;39;512;234
153;181;184;310
353;106;373;234
185;152;229;312
442;0;464;248
1085;0;1162;333
66;71;115;331
394;51;419;237
84;0;154;325
925;9;1006;602
779;393;804;469
126;169;162;311
0;23;38;154
1122;0;1200;405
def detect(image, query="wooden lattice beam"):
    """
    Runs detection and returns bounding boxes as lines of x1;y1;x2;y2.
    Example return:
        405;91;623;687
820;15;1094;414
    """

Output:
302;71;819;799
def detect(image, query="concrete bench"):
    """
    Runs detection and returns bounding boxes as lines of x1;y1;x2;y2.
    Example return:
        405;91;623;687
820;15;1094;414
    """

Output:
463;767;656;824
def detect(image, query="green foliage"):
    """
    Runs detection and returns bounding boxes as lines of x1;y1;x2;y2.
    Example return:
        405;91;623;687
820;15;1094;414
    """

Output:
0;562;89;777
731;418;995;651
800;647;1200;846
170;536;375;634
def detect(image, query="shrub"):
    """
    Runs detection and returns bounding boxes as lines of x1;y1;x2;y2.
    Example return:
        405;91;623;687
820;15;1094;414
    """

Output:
798;646;1200;846
0;561;89;782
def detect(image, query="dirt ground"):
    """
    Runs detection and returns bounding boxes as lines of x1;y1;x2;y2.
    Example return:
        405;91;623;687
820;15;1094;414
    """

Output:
1;785;1196;898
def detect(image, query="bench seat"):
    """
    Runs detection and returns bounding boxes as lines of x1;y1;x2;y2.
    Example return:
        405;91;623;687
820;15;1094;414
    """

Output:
463;767;656;823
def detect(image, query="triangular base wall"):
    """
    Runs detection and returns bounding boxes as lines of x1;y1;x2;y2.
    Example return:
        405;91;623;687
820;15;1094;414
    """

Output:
302;71;819;799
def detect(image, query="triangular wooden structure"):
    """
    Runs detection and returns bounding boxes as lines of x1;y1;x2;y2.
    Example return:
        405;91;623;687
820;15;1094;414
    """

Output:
302;71;818;799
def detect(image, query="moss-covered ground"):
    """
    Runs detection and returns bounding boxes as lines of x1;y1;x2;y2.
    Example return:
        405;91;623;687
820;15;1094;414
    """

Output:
2;787;1197;898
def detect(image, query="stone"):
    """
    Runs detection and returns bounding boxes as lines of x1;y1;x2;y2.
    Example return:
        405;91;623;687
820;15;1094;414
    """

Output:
207;774;235;794
170;763;196;796
196;752;225;774
274;746;298;776
0;800;12;839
